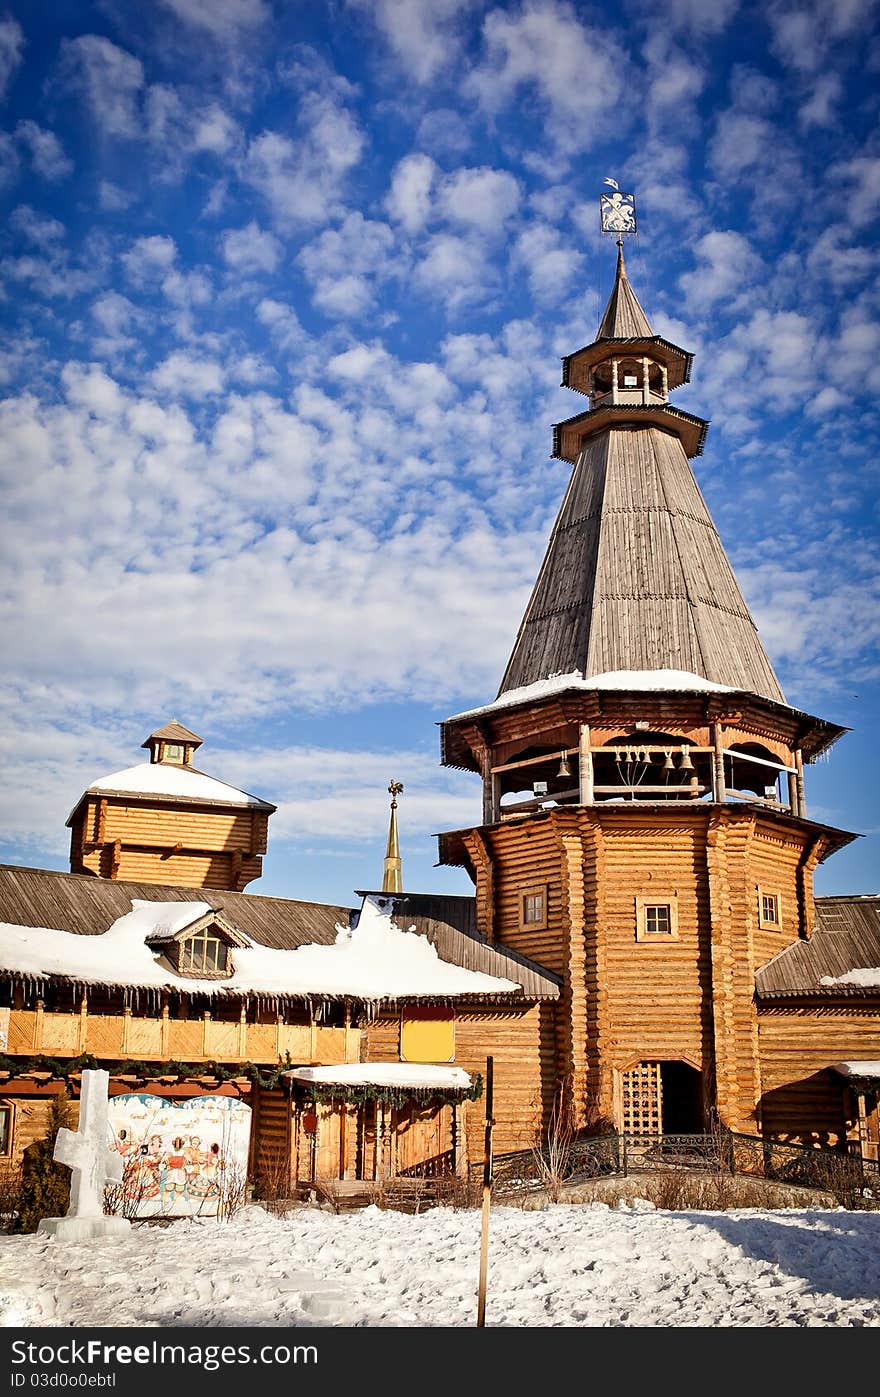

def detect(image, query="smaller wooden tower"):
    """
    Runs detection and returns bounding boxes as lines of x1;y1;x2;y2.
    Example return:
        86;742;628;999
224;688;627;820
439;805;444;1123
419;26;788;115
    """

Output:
67;721;276;890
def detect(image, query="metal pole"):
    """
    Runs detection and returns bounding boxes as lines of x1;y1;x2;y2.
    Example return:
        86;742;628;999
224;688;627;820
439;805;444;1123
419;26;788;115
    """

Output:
476;1056;494;1328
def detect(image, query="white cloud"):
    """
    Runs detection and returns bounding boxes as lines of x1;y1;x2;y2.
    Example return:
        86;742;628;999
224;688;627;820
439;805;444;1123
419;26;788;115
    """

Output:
416;108;471;157
98;181;134;211
709;111;777;179
156;0;269;38
0;14;24;101
57;35;145;139
14;121;73;180
438;166;520;233
9;204;66;248
152;352;225;399
768;0;872;73
414;233;495;312
146;87;241;180
513;223;582;303
465;0;628;153
221;221;282;274
347;0;472;85
642;33;706;118
386;153;437;234
121;234;178;283
798;73;842;130
679;231;762;313
299;213;397;318
831;157;880;228
256;298;306;350
90;291;140;337
245;96;365;229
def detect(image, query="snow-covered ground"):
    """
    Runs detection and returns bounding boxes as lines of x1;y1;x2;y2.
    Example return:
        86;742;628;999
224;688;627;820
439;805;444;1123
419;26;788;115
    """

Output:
2;1201;879;1328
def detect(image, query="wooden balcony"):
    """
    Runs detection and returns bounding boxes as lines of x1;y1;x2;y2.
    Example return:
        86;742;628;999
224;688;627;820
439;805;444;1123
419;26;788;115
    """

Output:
5;1006;360;1067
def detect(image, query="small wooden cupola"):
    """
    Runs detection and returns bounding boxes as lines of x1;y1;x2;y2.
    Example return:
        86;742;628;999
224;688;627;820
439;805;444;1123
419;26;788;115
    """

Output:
145;908;249;979
142;720;203;767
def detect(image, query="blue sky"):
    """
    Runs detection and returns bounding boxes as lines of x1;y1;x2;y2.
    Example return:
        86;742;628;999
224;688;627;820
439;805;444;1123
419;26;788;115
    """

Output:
0;0;878;908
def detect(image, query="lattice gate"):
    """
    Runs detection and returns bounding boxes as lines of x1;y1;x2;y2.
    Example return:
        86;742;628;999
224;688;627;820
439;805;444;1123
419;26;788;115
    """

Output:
621;1061;663;1136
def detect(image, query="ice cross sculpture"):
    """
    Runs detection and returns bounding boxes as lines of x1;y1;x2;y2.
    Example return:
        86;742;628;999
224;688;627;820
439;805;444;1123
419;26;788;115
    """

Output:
54;1068;123;1217
38;1068;129;1239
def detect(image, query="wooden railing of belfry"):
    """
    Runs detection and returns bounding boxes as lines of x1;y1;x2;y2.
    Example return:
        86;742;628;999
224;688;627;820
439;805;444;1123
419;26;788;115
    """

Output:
5;1005;360;1066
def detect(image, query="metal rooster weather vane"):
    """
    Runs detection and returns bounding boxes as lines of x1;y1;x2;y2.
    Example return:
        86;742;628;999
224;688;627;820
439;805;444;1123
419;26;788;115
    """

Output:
599;177;637;238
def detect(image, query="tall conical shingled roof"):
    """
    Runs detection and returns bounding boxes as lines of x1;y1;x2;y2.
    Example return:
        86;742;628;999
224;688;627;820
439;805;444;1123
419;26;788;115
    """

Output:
597;242;653;339
498;428;785;701
497;251;786;705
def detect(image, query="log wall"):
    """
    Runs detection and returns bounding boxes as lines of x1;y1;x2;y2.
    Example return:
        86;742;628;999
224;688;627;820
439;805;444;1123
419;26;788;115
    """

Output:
757;1004;880;1147
71;797;269;890
362;1004;557;1161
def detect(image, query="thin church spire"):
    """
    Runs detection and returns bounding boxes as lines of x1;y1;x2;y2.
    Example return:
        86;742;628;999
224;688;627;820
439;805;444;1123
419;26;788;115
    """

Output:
382;780;404;893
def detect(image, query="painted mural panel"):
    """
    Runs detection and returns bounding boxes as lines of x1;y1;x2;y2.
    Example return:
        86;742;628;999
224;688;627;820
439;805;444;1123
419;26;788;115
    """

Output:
107;1093;251;1217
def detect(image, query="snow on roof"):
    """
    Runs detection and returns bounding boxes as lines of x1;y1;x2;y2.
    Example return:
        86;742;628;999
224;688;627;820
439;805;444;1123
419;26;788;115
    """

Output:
80;762;269;808
831;1061;880;1078
819;968;880;989
284;1064;473;1091
0;894;521;1002
447;669;734;722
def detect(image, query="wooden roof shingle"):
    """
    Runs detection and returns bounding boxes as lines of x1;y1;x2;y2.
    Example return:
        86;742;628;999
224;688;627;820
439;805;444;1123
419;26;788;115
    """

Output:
755;896;880;999
498;425;786;703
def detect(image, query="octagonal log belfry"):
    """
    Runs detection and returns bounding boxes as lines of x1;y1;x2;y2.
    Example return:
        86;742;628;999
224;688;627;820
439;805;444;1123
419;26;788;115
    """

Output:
437;241;857;1138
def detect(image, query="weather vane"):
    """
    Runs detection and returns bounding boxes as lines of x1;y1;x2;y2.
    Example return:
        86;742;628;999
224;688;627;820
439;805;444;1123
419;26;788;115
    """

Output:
599;177;637;239
388;779;404;807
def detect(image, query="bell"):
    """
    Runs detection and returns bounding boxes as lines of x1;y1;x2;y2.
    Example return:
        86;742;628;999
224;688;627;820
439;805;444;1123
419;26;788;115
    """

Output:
557;753;572;780
679;746;694;771
663;749;675;771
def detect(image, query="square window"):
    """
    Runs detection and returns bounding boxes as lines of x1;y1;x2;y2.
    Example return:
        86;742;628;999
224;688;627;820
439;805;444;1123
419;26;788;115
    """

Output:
520;885;548;931
645;904;671;935
164;743;183;763
635;895;679;942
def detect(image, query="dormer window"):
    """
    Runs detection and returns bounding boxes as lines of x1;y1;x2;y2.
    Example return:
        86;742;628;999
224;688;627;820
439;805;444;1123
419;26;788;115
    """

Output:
146;908;248;980
181;927;228;973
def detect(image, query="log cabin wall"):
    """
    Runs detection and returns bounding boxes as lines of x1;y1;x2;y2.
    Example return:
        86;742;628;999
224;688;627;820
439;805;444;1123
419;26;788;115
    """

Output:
465;803;832;1136
71;796;270;890
757;1004;880;1147
362;1003;557;1160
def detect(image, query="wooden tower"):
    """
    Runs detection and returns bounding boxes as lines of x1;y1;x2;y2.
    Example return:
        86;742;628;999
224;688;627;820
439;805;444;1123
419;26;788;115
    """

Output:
437;238;856;1137
67;720;276;891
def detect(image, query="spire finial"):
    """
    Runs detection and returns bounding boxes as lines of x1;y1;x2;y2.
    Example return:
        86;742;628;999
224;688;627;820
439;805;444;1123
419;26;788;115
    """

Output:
382;780;404;893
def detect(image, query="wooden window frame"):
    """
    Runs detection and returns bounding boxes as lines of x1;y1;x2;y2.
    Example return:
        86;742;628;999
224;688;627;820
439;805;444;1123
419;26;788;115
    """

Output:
0;1102;13;1157
519;883;548;932
635;893;679;942
178;928;230;976
757;887;782;930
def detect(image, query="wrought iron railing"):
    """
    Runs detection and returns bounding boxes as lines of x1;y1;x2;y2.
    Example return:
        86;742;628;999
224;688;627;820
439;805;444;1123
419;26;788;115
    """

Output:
476;1130;879;1203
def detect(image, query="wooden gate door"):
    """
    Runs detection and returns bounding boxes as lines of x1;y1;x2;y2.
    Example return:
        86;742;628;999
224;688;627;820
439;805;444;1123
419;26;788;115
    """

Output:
861;1089;879;1163
622;1062;663;1135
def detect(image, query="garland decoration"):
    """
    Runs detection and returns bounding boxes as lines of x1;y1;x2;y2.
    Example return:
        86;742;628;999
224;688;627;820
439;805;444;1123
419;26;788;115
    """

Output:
300;1074;484;1109
0;1053;294;1091
0;1056;485;1105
